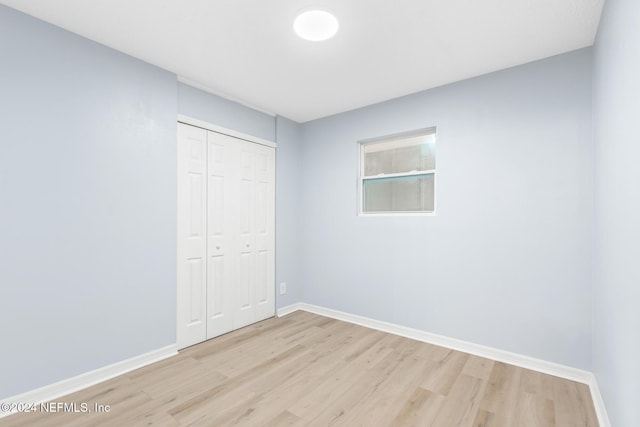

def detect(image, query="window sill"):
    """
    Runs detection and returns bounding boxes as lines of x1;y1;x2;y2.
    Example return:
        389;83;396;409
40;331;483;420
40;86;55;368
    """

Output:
357;212;437;217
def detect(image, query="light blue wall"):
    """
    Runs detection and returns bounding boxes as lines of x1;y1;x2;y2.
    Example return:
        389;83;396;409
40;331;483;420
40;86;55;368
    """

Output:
0;5;177;399
177;82;275;141
593;0;640;425
275;117;303;307
300;48;594;369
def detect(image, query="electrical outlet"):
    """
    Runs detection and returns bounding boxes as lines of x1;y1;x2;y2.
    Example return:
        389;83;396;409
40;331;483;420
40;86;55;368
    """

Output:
279;282;287;295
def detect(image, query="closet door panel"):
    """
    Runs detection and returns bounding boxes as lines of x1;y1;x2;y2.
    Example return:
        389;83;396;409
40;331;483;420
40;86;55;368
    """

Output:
256;250;268;305
254;144;275;321
177;123;208;349
234;249;254;328
206;132;236;338
233;142;256;329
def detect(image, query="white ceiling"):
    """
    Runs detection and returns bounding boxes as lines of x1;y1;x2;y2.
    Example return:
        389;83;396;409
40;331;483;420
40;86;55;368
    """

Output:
2;0;604;122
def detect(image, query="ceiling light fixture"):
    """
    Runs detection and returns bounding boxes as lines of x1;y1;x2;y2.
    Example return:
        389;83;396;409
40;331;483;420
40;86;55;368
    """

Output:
293;10;339;41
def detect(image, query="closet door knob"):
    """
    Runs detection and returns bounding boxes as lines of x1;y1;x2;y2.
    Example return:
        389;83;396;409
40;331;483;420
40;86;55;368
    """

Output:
216;246;220;250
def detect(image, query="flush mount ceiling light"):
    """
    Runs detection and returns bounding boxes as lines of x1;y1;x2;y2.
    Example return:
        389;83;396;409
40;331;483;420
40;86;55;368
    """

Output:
293;10;339;41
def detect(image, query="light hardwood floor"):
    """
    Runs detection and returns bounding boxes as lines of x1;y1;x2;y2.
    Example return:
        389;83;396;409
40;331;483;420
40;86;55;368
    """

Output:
2;311;598;426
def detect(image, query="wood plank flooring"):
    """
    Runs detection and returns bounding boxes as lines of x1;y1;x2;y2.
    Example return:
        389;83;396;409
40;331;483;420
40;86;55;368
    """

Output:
1;311;598;426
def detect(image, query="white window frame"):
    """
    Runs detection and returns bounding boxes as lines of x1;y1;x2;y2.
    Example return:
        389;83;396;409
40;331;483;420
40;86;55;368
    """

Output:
357;127;437;217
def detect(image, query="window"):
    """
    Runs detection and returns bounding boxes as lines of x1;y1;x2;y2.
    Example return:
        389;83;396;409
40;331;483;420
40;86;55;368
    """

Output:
358;128;436;215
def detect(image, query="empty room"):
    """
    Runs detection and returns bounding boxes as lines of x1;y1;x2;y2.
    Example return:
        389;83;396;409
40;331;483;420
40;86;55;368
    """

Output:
0;0;638;426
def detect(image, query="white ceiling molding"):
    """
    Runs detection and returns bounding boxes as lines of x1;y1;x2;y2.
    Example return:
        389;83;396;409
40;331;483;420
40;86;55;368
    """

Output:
177;76;277;118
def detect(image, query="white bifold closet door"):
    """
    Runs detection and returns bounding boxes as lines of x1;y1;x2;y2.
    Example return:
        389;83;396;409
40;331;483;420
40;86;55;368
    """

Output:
177;123;275;350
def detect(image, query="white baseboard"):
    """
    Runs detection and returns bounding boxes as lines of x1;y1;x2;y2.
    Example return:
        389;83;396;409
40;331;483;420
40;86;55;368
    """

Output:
279;302;610;427
588;375;611;427
0;344;177;419
276;303;304;318
291;303;592;382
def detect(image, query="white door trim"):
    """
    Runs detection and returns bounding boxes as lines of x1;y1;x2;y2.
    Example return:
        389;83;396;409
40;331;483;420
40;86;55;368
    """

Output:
178;114;277;149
